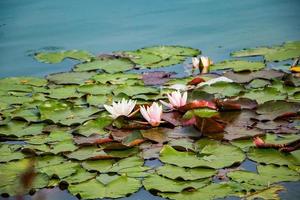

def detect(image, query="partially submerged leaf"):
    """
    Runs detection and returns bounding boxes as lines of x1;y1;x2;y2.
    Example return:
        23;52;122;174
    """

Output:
35;50;93;64
210;60;265;72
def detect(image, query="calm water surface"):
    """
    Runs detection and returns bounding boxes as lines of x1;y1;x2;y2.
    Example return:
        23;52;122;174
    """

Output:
0;0;300;199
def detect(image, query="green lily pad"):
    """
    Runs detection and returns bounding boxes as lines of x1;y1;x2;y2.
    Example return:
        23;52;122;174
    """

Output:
39;100;99;125
199;82;244;98
247;79;270;89
113;85;159;96
183;108;219;120
35;50;93;64
159;182;240;200
0;121;44;137
68;175;141;199
231;41;300;62
143;174;210;193
210;60;265;72
0;95;33;105
244;185;285;200
74;57;135;73
247;147;300;166
82;159;116;172
9;107;40;122
63;168;97;184
0;144;25;162
77;84;115;95
39;161;80;178
0;159;49;195
228;164;300;191
76;116;112;137
159;141;245;169
0;76;47;87
46;71;95;85
86;95;107;106
156;164;216;181
50;140;78;154
243;87;286;104
92;73;141;84
47;85;82;99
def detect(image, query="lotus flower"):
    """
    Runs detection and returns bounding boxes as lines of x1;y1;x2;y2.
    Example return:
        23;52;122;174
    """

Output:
253;137;265;147
160;90;187;109
104;98;136;119
192;57;200;68
200;56;213;74
140;102;163;126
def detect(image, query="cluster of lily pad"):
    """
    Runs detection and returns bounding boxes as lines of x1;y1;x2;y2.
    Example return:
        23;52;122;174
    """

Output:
0;42;300;200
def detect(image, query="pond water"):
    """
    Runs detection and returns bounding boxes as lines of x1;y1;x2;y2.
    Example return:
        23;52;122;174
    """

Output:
0;0;300;200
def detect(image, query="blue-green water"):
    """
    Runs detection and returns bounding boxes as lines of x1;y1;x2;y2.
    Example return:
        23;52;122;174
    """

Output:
0;0;300;77
0;0;300;200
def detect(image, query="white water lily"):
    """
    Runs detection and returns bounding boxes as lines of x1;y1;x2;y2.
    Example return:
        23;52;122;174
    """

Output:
140;102;163;127
192;57;200;68
104;98;136;119
160;90;187;109
200;56;213;74
198;76;233;87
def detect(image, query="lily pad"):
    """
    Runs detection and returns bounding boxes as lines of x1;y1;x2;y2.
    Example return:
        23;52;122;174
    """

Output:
199;82;244;98
77;84;115;95
92;73;141;84
0;144;25;162
35;50;93;64
247;147;300;166
113;85;159;96
46;71;95;85
243;87;286;104
156;164;216;181
210;60;265;72
183;108;219;120
68;175;141;199
39;100;99;125
143;174;210;193
76;116;112;137
74;57;135;73
231;41;300;62
0;121;44;137
159;141;245;169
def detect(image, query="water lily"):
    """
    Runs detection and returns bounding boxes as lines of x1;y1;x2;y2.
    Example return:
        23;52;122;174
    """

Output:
253;137;265;147
140;102;163;126
160;90;187;109
104;98;136;119
192;57;200;68
200;56;213;74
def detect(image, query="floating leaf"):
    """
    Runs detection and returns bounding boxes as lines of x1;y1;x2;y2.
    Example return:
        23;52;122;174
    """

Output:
245;185;285;200
113;85;159;96
46;71;95;85
77;84;115;95
0;144;25;162
68;175;141;199
35;50;93;64
159;182;240;200
39;161;80;178
224;69;284;84
211;60;265;72
159;141;245;169
199;82;244;98
156;164;216;181
183;108;218;120
39;100;99;125
231;41;300;62
47;85;82;99
256;100;300;120
247;147;300;166
74;57;135;73
143;174;210;192
76;117;112;137
243;87;286;104
92;73;141;84
0;121;44;137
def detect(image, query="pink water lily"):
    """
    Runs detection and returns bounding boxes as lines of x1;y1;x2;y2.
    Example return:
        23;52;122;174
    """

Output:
160;90;187;109
140;102;163;127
